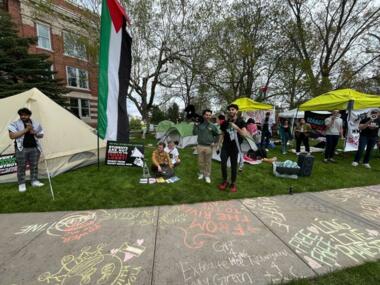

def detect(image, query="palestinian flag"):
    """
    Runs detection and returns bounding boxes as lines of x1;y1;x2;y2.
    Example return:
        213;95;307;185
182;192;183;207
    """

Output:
98;0;132;142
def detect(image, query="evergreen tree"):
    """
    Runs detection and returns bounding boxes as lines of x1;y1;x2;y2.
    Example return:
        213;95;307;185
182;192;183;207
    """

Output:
0;10;67;102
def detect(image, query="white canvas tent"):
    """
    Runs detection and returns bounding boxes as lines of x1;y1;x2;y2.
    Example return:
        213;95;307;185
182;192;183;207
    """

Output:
0;88;106;183
279;109;305;119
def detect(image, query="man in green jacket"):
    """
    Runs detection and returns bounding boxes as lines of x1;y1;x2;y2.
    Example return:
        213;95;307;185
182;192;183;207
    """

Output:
193;109;221;183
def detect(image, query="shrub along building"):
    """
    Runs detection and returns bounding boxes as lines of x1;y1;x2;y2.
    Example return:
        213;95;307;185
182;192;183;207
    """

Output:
1;0;98;126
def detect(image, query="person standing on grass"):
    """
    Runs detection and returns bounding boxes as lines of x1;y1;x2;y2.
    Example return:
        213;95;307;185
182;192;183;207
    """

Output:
8;108;44;193
218;104;248;193
278;119;292;154
261;112;273;149
352;109;380;169
294;118;311;155
324;110;344;163
193;109;220;184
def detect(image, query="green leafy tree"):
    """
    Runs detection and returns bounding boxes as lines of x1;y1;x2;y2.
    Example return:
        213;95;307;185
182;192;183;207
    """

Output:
167;103;180;123
0;10;68;102
150;105;166;124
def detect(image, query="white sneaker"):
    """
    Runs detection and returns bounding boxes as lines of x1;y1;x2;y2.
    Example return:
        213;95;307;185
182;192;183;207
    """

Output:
31;180;44;187
363;163;371;169
296;152;300;156
198;174;204;180
18;184;26;192
205;176;211;184
352;162;359;167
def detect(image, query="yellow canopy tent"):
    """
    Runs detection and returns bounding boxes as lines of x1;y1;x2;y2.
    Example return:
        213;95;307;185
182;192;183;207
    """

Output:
232;97;272;111
299;89;380;111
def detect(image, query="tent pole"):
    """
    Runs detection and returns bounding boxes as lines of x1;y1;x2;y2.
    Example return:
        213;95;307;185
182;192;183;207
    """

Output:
345;100;354;150
0;143;13;156
291;107;299;139
97;130;100;170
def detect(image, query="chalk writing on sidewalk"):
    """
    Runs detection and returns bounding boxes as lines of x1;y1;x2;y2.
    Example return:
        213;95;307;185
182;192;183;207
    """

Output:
243;198;290;233
289;218;380;269
178;239;301;284
327;190;380;222
38;240;145;285
14;209;156;243
173;202;256;249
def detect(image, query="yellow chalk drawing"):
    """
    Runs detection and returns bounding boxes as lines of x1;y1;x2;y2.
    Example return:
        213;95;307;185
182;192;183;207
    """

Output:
38;241;145;285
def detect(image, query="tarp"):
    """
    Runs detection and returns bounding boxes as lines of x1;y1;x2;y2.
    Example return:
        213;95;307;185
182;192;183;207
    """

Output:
299;89;380;111
0;88;106;183
279;109;305;119
232;97;272;111
155;120;175;139
160;122;197;149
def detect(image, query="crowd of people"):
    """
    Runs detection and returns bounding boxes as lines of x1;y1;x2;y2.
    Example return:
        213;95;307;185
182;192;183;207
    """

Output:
147;107;380;193
8;106;380;193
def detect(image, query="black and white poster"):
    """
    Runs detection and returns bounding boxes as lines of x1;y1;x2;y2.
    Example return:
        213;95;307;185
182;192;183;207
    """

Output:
105;141;144;167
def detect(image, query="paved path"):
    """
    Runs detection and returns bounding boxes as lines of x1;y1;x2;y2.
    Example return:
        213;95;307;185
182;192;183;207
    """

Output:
1;185;380;285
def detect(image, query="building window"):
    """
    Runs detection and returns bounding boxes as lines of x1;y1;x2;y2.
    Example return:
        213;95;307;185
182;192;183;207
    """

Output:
63;32;87;60
36;23;52;50
70;98;90;118
66;66;89;89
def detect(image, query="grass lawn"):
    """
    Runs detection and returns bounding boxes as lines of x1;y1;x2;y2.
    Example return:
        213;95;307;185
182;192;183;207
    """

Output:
1;135;380;213
285;260;380;285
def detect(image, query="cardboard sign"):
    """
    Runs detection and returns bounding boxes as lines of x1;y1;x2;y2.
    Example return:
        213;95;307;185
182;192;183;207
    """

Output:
0;154;17;176
105;141;144;167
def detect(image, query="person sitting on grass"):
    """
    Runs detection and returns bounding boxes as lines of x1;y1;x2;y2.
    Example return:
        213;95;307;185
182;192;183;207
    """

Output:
165;140;181;167
151;142;173;177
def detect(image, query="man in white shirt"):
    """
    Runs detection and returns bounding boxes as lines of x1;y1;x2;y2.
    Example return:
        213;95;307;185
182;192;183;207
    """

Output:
324;110;344;163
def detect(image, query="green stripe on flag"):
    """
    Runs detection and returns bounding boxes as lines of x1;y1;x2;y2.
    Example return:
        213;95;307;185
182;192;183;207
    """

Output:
98;0;112;139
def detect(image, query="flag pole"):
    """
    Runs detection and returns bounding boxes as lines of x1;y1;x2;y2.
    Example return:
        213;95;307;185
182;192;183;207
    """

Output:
97;130;100;170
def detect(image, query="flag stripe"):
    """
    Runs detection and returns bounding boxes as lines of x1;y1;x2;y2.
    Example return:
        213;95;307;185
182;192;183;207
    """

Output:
97;0;112;139
117;20;132;142
105;22;122;140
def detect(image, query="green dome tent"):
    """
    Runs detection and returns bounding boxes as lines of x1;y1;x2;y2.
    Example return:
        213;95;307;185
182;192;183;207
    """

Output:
160;122;197;149
155;120;175;139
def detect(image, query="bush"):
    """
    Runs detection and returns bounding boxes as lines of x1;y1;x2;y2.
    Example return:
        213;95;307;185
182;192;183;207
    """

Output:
130;118;142;130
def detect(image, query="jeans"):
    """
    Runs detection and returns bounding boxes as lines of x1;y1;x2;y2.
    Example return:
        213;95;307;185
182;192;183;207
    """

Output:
221;145;239;184
296;133;310;153
15;147;40;184
354;135;377;164
281;133;290;153
261;130;271;148
325;135;339;159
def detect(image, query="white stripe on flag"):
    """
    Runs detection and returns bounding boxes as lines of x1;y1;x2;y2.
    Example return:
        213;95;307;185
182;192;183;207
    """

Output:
105;24;122;140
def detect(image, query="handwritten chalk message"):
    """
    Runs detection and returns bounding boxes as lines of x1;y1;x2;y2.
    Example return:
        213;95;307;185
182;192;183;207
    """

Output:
289;218;380;269
15;209;156;243
176;202;256;249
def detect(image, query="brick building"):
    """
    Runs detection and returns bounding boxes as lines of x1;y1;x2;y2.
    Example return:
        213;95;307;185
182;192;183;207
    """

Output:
1;0;98;126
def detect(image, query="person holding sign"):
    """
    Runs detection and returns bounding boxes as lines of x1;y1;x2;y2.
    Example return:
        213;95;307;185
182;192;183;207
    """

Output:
151;142;173;178
352;110;380;169
8;108;44;192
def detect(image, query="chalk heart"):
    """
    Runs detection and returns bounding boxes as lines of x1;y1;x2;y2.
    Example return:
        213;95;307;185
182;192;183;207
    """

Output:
137;239;144;246
110;249;118;256
307;226;319;234
124;252;135;262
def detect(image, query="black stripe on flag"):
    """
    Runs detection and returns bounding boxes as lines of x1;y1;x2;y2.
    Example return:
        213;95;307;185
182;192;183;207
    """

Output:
117;19;132;142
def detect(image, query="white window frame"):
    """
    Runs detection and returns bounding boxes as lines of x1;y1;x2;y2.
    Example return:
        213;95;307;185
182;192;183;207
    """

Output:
63;31;87;60
66;66;89;90
69;97;91;118
36;22;52;51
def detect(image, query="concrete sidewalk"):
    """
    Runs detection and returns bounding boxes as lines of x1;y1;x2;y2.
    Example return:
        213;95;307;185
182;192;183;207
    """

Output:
0;185;379;285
